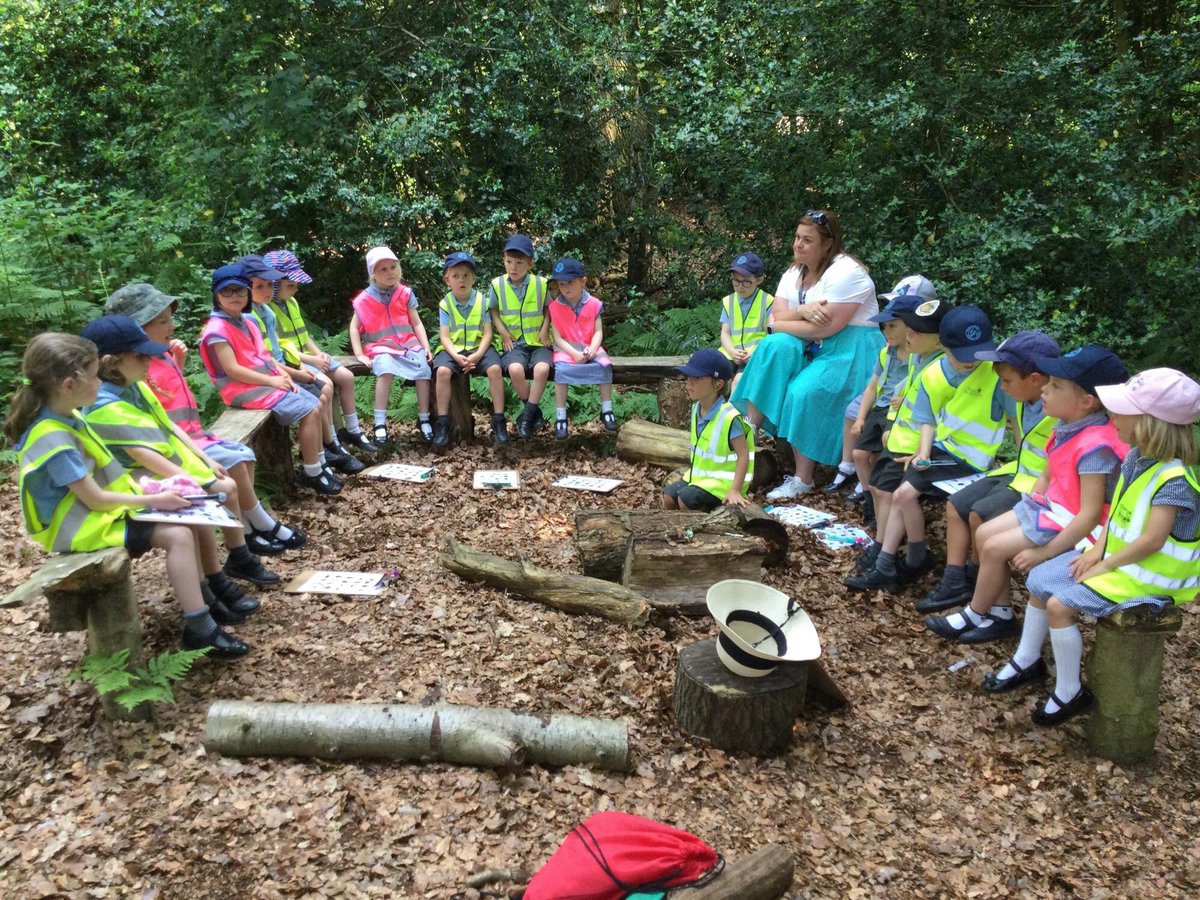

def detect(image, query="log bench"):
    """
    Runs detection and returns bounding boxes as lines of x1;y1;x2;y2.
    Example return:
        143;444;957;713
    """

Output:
2;547;150;722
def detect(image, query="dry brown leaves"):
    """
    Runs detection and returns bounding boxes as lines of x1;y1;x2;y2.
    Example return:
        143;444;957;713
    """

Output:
2;422;1199;898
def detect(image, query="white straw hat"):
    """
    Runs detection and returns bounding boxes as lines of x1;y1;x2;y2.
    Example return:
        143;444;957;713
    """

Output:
706;580;821;678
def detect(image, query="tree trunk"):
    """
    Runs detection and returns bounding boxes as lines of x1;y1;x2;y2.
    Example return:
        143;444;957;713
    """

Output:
438;536;650;625
84;568;153;722
622;533;770;616
673;639;807;755
433;375;474;446
683;844;795;900
615;418;779;492
204;701;630;771
656;378;690;429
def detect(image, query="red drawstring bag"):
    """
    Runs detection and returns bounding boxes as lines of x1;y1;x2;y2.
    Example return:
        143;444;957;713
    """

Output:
521;811;723;900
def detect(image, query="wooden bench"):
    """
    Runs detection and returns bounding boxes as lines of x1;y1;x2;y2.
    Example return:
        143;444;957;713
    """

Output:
2;547;151;722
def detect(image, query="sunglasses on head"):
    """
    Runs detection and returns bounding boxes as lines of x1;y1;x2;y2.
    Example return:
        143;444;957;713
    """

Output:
804;210;832;234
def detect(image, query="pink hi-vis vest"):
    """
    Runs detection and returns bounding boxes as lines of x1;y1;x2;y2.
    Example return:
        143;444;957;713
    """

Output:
548;294;611;366
352;285;421;357
147;355;219;450
199;314;289;410
1036;420;1129;534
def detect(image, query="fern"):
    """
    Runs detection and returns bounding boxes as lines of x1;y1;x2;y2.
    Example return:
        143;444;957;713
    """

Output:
66;647;210;712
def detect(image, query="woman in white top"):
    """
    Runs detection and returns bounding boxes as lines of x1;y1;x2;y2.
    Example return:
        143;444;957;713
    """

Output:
730;210;882;499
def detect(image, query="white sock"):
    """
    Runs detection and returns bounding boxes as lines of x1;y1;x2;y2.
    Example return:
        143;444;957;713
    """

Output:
1000;604;1049;679
344;413;361;433
556;408;568;422
838;460;855;475
990;605;1014;620
318;449;327;465
303;462;323;477
419;412;431;423
245;502;273;530
945;607;984;630
1046;625;1084;713
601;400;613;413
374;408;387;426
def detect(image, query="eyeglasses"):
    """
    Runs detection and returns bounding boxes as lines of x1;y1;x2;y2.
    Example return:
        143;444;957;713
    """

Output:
804;210;832;235
218;286;249;298
731;277;758;288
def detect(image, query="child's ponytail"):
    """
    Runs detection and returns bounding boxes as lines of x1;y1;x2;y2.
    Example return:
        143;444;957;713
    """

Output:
4;334;98;444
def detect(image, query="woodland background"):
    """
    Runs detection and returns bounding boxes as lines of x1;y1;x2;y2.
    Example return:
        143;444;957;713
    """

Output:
1;0;1198;435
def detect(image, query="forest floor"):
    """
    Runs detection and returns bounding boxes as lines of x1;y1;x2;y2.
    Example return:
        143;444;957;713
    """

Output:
2;418;1199;899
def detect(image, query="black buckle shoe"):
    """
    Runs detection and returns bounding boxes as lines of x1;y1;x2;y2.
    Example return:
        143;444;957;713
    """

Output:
223;554;281;586
297;467;342;495
602;411;618;432
337;427;380;455
493;414;510;444
982;657;1047;694
555;419;569;440
1032;686;1095;727
328;451;366;475
206;598;245;626
182;626;250;659
250;522;306;551
516;408;533;440
245;530;287;557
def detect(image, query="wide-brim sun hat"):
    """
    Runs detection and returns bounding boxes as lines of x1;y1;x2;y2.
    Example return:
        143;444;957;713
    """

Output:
706;579;821;678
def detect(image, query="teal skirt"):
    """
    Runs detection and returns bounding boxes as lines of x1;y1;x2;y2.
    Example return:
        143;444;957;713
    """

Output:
729;333;808;435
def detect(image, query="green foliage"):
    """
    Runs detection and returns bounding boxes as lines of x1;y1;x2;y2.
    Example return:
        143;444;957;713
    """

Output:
66;646;209;713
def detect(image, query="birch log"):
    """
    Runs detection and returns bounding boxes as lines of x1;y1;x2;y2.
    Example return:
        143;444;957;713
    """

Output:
204;701;630;771
438;536;650;625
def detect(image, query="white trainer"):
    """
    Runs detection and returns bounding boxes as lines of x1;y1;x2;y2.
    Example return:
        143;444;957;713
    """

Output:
766;475;814;501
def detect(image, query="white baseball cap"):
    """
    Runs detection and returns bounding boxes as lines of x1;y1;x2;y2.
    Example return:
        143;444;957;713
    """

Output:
366;246;400;277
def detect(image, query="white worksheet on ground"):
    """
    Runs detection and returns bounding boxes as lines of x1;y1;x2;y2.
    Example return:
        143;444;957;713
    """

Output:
473;470;521;490
553;475;623;493
284;570;386;596
363;463;436;482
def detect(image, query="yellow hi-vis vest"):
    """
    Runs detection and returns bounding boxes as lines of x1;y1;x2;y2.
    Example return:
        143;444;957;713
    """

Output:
266;296;311;366
688;400;756;499
1084;460;1200;605
19;414;139;553
491;275;547;348
922;361;1005;471
437;290;487;355
885;351;944;456
83;383;216;484
987;402;1058;493
718;289;772;358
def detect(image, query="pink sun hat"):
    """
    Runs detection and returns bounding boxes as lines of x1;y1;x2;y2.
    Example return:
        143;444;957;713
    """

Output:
1096;368;1200;426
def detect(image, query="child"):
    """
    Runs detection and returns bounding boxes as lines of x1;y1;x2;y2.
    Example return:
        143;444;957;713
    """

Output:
7;333;250;658
488;234;552;439
263;249;375;460
348;246;434;446
431;251;507;446
847;306;1011;593
103;283;306;553
718;252;773;390
79;314;281;608
924;346;1129;642
242;255;362;477
661;349;755;511
984;368;1200;726
849;297;948;577
917;331;1059;614
547;257;618;440
199;262;339;495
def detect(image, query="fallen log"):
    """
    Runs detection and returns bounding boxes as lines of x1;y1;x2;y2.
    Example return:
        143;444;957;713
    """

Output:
623;532;770;616
681;843;794;900
204;701;630;771
438;536;650;625
615;417;779;492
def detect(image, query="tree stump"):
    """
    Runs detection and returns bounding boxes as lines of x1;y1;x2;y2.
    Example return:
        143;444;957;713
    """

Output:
656;377;690;429
433;375;475;446
623;533;769;615
673;639;807;754
1085;604;1183;764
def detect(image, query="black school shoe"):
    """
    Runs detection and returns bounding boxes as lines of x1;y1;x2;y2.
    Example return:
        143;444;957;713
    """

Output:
337;427;381;455
956;612;1020;644
602;411;618;432
208;572;261;615
182;626;250;659
223;553;281;587
843;566;900;593
982;657;1047;694
897;553;939;585
555;419;569;440
250;521;307;551
1032;686;1095;727
245;530;287;557
915;577;975;613
207;598;245;627
325;443;366;475
297;466;342;495
432;417;451;448
493;413;510;444
516;406;535;440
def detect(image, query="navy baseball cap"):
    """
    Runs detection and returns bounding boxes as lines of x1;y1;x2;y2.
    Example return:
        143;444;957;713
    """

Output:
894;297;949;334
1035;345;1129;396
975;330;1061;372
939;305;997;362
869;293;923;324
552;257;586;281
81;315;169;358
236;254;286;283
729;252;765;277
443;251;477;271
676;348;734;380
211;263;251;294
503;234;535;257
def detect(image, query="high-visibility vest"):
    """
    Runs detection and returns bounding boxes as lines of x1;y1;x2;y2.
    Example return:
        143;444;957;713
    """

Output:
688;400;756;498
18;414;138;553
199;314;289;409
885;351;944;455
548;295;611;366
718;289;772;358
491;275;547;348
147;355;218;448
987;403;1058;493
352;285;421;357
923;361;1005;471
436;290;488;355
83;382;215;484
266;296;311;366
1034;420;1128;535
1084;460;1200;605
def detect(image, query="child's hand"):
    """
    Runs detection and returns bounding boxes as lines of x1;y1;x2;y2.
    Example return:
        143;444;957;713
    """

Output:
294;369;315;383
889;395;903;410
423;347;433;362
572;350;587;364
1069;549;1105;582
723;490;750;508
356;354;371;368
147;491;189;511
275;373;295;392
314;354;332;374
501;334;514;352
851;419;865;437
734;349;749;364
1012;547;1048;574
168;339;188;364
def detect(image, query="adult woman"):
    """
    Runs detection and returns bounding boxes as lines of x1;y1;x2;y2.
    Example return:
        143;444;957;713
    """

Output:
730;210;882;499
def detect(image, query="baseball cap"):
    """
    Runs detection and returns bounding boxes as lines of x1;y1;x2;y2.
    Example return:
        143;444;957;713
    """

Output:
1095;368;1200;426
729;252;765;277
676;348;734;380
443;251;477;271
236;254;286;283
975;330;1061;372
1035;345;1129;396
104;283;177;326
894;297;949;334
938;305;997;363
211;263;251;294
366;246;400;277
869;293;922;324
504;234;535;258
263;249;312;284
881;274;937;303
552;257;586;281
81;315;169;358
